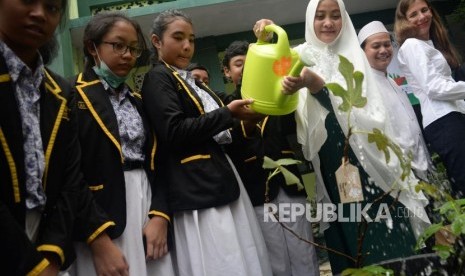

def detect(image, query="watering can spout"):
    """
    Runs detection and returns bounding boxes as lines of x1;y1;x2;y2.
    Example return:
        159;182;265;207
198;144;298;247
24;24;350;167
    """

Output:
289;58;305;77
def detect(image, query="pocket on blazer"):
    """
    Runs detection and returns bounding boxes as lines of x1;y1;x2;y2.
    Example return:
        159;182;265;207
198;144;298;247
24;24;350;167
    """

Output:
180;154;211;164
88;184;104;191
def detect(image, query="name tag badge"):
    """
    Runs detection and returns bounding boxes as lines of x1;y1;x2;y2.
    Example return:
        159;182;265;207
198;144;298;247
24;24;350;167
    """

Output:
77;101;87;110
335;158;364;203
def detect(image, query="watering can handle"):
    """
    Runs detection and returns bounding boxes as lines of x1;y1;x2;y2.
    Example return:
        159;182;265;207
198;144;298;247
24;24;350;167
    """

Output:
257;24;290;54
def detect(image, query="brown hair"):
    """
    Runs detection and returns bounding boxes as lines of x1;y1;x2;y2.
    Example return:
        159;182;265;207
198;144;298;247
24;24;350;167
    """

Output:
394;0;461;68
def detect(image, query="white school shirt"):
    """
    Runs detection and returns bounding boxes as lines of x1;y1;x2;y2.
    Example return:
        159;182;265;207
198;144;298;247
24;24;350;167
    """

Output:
397;38;465;128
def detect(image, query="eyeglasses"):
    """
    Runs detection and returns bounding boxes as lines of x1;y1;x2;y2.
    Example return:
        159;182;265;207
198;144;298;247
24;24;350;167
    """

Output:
101;41;143;58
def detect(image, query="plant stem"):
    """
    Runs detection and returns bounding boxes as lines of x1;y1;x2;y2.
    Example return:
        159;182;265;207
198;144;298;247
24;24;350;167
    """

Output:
265;168;282;203
273;213;358;263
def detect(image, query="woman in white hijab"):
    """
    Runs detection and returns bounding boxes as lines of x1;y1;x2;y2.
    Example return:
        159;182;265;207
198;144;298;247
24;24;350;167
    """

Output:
254;0;430;273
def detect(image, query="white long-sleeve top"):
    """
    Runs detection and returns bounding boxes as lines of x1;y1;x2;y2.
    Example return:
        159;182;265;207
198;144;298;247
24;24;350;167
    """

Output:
372;68;430;176
397;38;465;128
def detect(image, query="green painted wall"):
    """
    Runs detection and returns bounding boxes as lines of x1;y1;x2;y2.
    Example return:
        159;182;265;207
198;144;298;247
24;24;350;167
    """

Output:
77;0;237;17
54;1;458;83
190;36;224;91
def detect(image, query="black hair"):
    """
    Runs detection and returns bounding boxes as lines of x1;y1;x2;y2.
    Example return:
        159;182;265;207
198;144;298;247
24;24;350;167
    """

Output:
39;35;59;65
186;63;210;77
222;40;249;69
37;0;68;64
150;9;192;62
82;11;147;71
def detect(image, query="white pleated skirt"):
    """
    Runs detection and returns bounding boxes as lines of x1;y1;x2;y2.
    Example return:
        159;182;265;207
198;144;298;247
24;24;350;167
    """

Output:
173;154;273;276
69;169;176;276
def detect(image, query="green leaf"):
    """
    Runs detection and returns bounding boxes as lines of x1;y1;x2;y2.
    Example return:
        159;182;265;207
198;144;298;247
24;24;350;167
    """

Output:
338;55;355;91
325;55;367;113
263;156;279;169
455;198;465;208
438;200;465;221
432;245;454;260
280;166;304;190
342;265;394;276
367;128;390;163
326;83;351;112
415;181;440;198
262;156;303;190
352;71;367;108
451;213;465;235
275;158;302;166
366;128;412;181
415;223;444;250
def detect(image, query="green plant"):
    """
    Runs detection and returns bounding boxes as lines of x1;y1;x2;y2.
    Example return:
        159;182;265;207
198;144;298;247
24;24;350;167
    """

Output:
262;156;361;264
326;55;413;182
342;265;393;276
328;54;464;275
265;55;462;275
414;181;465;274
262;156;304;203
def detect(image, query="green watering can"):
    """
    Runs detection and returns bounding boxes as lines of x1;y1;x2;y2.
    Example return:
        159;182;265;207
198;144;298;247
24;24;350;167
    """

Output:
241;24;305;115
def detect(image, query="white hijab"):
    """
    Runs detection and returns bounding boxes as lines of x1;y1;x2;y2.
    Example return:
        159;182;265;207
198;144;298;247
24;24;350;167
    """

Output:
295;0;430;233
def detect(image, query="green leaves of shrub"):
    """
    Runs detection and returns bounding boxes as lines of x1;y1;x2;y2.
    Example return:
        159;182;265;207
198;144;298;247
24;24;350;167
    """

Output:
415;223;443;251
342;265;394;276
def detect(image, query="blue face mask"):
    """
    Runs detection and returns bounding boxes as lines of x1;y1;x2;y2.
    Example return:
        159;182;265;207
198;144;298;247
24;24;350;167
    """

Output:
92;43;128;88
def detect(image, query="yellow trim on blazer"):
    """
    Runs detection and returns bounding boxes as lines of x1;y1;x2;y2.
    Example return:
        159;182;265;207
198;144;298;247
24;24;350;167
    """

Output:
281;150;295;155
0;127;20;203
149;211;171;223
87;221;116;244
76;72;86;85
76;78;124;163
88;184;104;191
260;116;269;137
244;156;257;163
43;70;61;94
26;258;49;276
171;71;205;115
240;120;249;138
42;76;66;191
202;85;225;107
131;91;142;99
151;133;157;171
180;154;211;164
0;73;10;83
37;244;65;265
162;62;205;115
